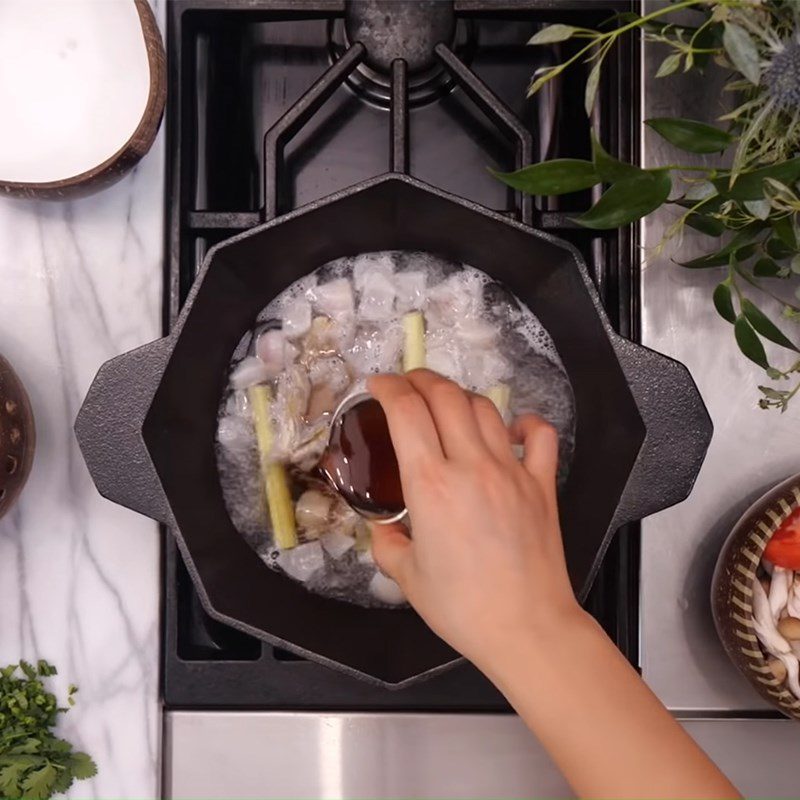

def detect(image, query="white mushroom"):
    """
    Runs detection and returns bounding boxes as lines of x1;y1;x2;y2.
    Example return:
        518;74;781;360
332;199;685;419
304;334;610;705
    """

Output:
295;489;332;530
270;365;311;458
752;577;800;699
787;574;800;619
782;654;800;700
752;577;791;656
769;566;792;622
276;365;310;417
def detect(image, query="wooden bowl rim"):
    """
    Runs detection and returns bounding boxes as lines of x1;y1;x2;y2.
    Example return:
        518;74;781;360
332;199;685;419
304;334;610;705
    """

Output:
0;354;36;518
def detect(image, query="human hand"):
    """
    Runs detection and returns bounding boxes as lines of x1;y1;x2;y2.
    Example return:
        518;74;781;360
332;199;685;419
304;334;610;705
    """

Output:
367;369;583;673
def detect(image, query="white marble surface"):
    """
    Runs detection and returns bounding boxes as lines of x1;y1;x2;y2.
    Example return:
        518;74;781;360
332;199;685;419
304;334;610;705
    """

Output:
0;3;164;797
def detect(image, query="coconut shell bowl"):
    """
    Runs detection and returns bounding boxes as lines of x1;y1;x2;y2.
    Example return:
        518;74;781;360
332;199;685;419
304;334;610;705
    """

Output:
0;354;35;519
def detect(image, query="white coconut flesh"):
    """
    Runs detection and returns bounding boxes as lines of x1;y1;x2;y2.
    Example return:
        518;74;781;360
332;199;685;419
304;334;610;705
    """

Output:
0;0;151;184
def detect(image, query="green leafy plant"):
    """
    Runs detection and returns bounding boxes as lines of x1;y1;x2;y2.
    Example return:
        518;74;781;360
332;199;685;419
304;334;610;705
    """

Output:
0;661;96;799
495;0;800;411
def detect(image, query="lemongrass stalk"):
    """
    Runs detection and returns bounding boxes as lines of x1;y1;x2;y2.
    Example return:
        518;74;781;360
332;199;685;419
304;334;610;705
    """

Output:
485;383;511;417
248;384;298;550
402;311;426;372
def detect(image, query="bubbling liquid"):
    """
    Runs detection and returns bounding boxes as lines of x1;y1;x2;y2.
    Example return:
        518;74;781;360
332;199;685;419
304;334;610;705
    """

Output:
216;250;575;608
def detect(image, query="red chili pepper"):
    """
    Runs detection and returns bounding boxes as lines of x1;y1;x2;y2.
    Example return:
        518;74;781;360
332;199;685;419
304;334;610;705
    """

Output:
764;507;800;570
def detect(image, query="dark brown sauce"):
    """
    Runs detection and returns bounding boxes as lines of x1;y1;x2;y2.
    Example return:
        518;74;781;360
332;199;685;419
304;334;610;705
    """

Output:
319;398;404;517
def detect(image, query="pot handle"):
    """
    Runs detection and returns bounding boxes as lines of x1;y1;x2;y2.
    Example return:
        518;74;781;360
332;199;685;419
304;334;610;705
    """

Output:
610;336;713;527
75;337;173;524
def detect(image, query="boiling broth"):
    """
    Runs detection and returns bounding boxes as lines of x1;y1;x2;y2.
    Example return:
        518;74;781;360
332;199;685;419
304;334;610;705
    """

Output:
216;250;575;608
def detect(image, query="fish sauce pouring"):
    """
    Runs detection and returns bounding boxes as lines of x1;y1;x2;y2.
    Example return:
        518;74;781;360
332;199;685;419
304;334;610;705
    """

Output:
319;395;406;523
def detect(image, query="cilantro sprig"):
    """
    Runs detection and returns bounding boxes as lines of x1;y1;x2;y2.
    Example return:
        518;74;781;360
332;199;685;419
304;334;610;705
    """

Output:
0;661;96;799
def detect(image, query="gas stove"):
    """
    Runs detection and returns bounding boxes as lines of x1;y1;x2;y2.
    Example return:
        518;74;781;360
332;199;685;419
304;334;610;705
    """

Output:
162;0;635;720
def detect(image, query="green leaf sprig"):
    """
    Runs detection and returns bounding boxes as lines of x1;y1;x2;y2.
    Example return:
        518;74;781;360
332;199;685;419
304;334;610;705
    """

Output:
0;662;97;799
494;0;800;411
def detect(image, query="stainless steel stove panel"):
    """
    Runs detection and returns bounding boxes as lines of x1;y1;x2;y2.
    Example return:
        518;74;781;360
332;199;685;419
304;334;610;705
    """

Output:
165;712;800;799
638;5;800;714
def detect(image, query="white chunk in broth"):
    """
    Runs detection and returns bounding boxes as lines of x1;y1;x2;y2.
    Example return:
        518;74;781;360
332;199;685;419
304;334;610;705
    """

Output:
295;489;332;531
346;323;403;375
426;271;484;327
425;328;465;384
358;270;396;321
352;252;394;293
216;250;575;608
369;571;406;605
255;329;288;377
320;530;356;560
277;541;324;583
394;270;427;312
282;299;312;338
308;277;355;318
230;356;271;390
217;415;254;455
456;317;499;348
463;350;512;392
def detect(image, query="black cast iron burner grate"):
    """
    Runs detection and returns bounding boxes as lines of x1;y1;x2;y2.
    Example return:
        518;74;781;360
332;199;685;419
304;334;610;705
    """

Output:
163;0;639;709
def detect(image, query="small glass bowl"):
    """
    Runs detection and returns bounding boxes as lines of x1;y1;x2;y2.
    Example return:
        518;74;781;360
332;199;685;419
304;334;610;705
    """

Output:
322;388;408;526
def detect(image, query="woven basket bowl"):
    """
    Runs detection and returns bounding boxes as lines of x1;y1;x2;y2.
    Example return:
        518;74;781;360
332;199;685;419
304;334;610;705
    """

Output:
712;472;800;720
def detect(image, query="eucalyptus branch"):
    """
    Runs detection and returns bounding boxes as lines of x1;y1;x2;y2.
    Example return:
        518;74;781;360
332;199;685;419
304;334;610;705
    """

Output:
734;260;800;313
529;0;709;96
509;0;800;411
688;15;715;50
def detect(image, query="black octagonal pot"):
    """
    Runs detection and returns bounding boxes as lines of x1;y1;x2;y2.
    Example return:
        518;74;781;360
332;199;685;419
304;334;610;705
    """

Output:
75;174;712;687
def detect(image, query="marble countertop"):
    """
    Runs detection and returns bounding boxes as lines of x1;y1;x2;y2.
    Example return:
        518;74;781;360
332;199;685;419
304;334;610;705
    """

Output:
0;4;164;797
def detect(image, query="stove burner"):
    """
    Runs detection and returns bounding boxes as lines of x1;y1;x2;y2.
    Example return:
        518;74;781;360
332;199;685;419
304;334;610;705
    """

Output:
345;0;455;73
329;11;474;109
166;0;639;709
